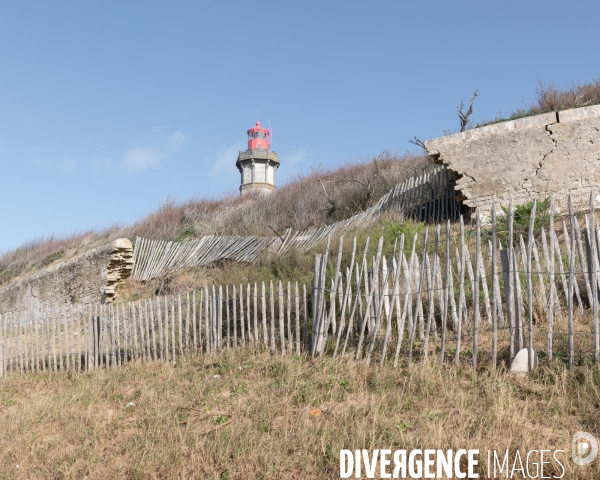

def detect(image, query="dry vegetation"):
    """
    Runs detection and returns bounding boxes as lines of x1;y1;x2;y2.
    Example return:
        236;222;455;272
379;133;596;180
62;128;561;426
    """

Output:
478;78;600;127
124;151;430;240
116;212;427;301
0;152;431;288
0;348;598;479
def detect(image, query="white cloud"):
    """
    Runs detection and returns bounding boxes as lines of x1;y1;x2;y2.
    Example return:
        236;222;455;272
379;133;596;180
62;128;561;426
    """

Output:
32;156;51;167
167;129;187;150
121;146;162;171
60;156;76;173
121;129;186;171
210;142;244;179
31;155;76;174
280;148;308;169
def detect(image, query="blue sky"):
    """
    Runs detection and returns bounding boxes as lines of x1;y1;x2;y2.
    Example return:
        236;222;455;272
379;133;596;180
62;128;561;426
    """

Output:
0;0;598;253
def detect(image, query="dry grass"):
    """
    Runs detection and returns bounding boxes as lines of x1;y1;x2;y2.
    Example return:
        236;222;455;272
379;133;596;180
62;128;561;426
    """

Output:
0;229;122;287
122;151;431;241
478;78;600;127
0;348;598;479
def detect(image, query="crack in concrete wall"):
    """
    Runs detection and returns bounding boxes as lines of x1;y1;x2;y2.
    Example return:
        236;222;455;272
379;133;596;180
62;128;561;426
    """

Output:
533;112;559;180
425;105;600;217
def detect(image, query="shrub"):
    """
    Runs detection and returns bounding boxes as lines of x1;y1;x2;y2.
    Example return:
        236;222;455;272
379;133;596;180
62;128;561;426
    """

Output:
496;198;551;245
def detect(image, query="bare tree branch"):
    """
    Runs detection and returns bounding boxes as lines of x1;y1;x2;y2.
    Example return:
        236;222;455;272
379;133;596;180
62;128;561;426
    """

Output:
409;136;427;151
320;177;370;188
268;225;285;242
317;176;336;207
457;90;479;132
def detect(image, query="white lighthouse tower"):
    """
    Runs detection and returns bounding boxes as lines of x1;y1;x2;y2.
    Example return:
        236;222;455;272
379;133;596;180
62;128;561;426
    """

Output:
236;121;280;195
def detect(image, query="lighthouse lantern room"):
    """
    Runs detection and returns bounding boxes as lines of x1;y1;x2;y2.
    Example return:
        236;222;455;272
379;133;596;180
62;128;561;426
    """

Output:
236;121;280;195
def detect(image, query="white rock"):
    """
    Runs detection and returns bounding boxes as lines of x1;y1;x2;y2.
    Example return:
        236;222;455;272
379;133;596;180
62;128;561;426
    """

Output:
510;347;539;373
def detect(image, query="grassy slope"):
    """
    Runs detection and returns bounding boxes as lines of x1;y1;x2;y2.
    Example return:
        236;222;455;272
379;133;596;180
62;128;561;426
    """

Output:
0;348;598;479
0;153;430;288
4;79;600;478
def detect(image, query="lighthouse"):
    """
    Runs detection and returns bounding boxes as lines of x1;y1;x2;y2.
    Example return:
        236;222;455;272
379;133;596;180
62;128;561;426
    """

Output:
236;121;280;195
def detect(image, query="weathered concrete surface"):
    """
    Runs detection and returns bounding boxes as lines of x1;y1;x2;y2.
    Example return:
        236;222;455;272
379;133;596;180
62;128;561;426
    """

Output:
0;238;133;313
425;105;600;217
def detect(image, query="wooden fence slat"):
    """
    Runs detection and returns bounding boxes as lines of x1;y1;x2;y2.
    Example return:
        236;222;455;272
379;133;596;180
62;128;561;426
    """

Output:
491;203;498;367
473;209;481;368
568;196;576;372
178;293;183;356
262;282;268;347
441;221;451;367
246;283;252;347
526;199;537;371
171;295;176;361
232;285;237;347
193;290;198;353
295;281;300;355
409;229;428;364
456;216;466;367
562;219;584;312
278;281;286;355
356;237;383;361
380;235;404;367
287;282;293;353
270;280;275;354
225;287;230;350
204;287;210;353
303;284;308;353
186;292;191;355
589;193;600;364
542;227;555;361
423;251;435;360
333;238;357;358
239;284;245;348
115;303;121;367
394;238;415;368
253;283;259;345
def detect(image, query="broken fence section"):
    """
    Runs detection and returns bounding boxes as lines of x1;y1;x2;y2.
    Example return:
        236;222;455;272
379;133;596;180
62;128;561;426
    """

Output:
132;165;460;281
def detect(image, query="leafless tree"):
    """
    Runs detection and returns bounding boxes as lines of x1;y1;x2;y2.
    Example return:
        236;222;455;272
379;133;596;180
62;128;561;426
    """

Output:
457;90;479;132
409;136;427;151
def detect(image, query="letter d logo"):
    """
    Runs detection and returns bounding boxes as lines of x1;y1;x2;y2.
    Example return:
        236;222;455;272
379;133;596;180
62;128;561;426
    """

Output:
572;431;598;466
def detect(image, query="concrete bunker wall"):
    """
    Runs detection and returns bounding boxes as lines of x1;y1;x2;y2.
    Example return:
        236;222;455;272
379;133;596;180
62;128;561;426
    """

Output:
0;238;133;313
424;104;600;218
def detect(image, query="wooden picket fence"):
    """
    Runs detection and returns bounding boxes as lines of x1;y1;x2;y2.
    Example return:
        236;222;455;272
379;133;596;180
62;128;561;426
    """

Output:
0;282;310;375
132;165;461;281
309;192;600;371
5;192;600;378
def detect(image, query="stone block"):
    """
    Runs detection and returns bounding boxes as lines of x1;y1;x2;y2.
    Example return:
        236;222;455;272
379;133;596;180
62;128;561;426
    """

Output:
510;347;539;373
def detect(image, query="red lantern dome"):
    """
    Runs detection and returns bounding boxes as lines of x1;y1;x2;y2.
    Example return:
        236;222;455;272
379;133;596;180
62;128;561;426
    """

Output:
247;121;271;150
